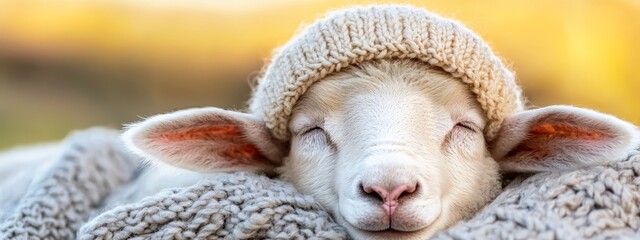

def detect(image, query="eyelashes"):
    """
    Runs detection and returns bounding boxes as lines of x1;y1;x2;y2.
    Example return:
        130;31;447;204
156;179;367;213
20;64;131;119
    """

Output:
299;126;339;151
297;122;479;151
299;126;327;142
301;124;477;136
443;121;481;147
302;126;324;135
455;121;479;133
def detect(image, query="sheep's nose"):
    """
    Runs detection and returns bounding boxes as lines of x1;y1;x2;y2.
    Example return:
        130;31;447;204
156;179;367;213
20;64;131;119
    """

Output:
362;183;417;216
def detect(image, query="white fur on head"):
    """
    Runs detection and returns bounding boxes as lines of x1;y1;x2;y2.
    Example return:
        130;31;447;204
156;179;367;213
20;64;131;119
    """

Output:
491;105;640;172
122;107;287;174
279;59;501;240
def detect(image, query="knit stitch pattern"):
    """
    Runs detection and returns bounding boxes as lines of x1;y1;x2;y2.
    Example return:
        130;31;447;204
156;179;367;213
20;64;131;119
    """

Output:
78;173;348;240
0;128;348;240
250;5;525;141
0;128;138;240
434;147;640;239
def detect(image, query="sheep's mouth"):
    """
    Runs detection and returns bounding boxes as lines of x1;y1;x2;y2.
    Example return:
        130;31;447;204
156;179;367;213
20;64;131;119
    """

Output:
344;219;429;238
357;227;429;239
366;228;419;234
335;206;438;239
343;218;426;234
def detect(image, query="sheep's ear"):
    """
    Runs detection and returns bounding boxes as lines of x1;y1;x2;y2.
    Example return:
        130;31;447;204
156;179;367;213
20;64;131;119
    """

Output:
122;107;288;174
490;105;639;172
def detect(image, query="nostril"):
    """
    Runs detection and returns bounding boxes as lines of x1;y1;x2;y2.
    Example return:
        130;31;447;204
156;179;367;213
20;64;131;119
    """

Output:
361;184;386;202
360;182;418;216
360;182;419;204
361;183;371;194
397;183;418;199
388;183;418;201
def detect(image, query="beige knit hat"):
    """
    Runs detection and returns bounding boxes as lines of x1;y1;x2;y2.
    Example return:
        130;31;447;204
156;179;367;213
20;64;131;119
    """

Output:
249;5;525;141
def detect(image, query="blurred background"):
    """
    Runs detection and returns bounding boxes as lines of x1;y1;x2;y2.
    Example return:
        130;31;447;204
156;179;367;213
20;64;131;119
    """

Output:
0;0;638;150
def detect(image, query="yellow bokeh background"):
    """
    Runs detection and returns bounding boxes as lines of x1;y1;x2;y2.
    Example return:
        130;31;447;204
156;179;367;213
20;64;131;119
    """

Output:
0;0;638;149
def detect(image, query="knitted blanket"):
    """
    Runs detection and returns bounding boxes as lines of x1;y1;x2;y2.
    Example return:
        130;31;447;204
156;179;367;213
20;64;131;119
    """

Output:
1;128;639;239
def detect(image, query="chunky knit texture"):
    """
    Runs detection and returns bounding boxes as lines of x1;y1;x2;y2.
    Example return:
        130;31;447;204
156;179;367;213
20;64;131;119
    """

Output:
2;129;640;239
0;129;348;240
78;173;348;240
0;128;138;240
250;5;525;141
433;147;640;239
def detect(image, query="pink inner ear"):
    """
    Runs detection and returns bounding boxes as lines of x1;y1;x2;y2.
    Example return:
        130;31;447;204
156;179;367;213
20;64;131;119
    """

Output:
221;143;263;161
152;125;267;161
156;125;242;141
530;123;609;140
506;122;612;162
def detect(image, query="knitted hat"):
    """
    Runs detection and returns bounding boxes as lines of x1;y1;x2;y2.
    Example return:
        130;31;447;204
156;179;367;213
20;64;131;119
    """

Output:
249;5;525;141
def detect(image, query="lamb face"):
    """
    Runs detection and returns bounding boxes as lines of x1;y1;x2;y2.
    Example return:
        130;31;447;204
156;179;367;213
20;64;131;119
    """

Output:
278;59;501;239
123;59;639;239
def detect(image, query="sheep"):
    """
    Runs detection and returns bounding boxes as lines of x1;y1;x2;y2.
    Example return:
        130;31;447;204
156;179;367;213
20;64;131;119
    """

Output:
123;60;639;240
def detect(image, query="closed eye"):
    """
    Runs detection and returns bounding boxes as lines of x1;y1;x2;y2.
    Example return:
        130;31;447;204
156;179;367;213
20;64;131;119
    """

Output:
455;122;478;133
442;121;481;147
303;126;324;135
300;126;337;151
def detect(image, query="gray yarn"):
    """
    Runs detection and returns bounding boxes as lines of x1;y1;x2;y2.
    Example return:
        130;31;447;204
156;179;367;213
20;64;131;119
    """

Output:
77;173;348;240
0;128;139;240
1;128;639;239
0;128;348;240
433;148;640;240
